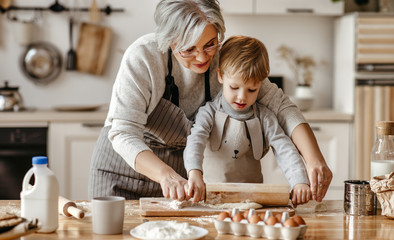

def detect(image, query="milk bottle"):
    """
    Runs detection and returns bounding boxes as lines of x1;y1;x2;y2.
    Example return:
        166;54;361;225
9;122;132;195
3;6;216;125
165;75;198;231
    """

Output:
20;156;59;233
370;121;394;178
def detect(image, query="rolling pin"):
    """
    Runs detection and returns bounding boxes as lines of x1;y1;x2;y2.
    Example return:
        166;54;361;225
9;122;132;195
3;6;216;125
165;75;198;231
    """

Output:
58;196;85;219
205;183;290;206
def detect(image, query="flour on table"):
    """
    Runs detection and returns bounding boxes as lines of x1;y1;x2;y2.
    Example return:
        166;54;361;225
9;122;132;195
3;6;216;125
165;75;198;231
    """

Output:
131;221;198;239
168;199;262;210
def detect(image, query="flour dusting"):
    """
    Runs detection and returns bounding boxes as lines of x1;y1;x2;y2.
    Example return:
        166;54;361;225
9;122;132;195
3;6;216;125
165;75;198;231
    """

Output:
168;199;262;210
0;202;21;216
131;221;198;239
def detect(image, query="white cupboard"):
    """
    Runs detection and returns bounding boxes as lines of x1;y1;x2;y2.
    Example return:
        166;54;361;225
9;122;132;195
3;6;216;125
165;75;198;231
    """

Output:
220;0;344;15
261;121;351;200
48;122;103;200
220;0;254;14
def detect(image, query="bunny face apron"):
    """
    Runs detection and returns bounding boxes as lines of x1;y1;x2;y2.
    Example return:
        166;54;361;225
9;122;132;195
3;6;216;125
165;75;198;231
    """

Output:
88;49;211;199
202;100;268;183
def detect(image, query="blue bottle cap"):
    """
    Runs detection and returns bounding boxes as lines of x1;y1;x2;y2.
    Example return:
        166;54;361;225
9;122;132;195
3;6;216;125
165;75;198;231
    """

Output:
32;156;48;165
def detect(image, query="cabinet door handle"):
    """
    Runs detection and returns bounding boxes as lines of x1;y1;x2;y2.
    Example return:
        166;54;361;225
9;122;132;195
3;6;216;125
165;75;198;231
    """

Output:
311;126;321;131
82;123;104;128
287;8;314;13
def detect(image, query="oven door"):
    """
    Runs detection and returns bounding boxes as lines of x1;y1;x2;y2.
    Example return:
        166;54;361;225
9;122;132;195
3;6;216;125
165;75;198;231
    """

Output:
0;127;47;199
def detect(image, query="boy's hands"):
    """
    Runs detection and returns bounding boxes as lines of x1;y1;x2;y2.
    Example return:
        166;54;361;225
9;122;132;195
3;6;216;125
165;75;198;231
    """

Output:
187;170;206;202
291;183;312;208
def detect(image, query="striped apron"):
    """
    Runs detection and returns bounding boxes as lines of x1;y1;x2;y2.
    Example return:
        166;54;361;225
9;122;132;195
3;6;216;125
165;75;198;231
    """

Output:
88;49;210;199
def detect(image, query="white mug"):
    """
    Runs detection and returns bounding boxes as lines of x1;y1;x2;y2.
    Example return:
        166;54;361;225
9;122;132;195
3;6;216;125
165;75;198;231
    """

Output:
92;196;125;234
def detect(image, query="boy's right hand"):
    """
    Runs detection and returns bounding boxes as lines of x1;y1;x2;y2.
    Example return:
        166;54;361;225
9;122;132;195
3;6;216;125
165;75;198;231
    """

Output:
187;170;206;203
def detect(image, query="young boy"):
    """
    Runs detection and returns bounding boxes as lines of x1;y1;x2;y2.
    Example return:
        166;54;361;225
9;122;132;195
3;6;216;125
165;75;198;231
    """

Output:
183;35;311;207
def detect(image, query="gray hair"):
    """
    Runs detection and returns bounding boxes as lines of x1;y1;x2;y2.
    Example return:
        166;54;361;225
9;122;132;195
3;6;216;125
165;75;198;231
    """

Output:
154;0;225;53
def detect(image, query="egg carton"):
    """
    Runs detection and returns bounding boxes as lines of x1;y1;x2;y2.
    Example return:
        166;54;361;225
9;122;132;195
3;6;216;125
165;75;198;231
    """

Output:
214;209;307;240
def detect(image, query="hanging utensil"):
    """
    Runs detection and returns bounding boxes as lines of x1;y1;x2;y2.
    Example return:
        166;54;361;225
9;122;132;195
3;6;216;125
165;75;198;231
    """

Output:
66;17;77;70
0;0;12;10
89;0;100;23
49;0;66;13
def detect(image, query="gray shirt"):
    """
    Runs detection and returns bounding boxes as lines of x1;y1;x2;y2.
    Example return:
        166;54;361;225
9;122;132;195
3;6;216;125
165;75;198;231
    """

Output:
184;93;310;189
105;33;306;170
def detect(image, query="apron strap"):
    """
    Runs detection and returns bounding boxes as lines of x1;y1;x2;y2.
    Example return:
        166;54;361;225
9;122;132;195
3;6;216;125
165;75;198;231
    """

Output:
162;48;211;106
163;48;179;106
204;70;211;102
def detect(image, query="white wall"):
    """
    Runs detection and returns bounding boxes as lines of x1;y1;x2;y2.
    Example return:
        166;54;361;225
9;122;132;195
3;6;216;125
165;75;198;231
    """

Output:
0;0;335;110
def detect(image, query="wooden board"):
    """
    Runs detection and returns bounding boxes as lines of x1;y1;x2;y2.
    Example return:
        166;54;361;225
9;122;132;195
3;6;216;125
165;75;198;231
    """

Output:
206;183;290;206
139;197;294;217
76;22;112;75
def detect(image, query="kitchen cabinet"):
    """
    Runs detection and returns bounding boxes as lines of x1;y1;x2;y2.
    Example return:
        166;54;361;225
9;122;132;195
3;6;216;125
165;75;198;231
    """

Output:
220;0;344;15
334;13;394;180
261;121;351;200
48;122;103;200
220;0;254;14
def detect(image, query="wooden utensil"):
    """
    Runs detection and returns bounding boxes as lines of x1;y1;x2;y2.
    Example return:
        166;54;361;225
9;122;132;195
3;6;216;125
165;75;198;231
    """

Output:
58;196;85;219
76;22;112;75
205;183;290;206
139;197;294;217
89;0;100;23
0;0;12;10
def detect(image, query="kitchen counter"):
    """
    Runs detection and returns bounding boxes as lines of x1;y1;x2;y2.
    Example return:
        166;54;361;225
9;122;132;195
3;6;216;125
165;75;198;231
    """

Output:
0;110;107;126
0;109;352;125
0;200;393;239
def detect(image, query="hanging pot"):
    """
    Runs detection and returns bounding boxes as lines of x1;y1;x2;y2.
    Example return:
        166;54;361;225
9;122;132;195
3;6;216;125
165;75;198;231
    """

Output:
20;42;62;85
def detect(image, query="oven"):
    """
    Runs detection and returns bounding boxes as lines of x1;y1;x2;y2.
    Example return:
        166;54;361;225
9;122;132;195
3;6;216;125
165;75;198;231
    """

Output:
0;126;47;199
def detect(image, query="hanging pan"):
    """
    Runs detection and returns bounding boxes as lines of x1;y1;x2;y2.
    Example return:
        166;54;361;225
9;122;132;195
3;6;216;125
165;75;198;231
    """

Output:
20;42;62;85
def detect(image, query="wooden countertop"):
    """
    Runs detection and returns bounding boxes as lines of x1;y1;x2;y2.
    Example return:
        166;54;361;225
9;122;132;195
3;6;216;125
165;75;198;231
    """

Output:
0;109;352;125
1;200;393;239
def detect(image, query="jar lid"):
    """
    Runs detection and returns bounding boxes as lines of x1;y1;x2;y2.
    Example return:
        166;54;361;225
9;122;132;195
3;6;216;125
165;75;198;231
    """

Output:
0;81;19;91
32;156;48;165
376;121;394;135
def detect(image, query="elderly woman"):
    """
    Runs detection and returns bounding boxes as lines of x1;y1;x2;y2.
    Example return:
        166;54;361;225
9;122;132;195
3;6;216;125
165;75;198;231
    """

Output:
88;0;331;202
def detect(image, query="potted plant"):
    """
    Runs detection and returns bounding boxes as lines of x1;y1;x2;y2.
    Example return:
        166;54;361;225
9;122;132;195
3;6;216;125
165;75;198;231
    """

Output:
277;45;320;110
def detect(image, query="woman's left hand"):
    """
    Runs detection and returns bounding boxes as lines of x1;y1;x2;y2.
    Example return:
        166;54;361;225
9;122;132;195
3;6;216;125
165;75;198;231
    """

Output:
306;161;332;202
291;123;333;202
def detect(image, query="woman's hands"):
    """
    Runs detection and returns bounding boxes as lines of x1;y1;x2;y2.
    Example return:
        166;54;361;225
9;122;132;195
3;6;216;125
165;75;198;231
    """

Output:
187;170;206;202
291;123;333;202
135;150;190;201
291;183;312;208
306;161;332;202
159;170;190;201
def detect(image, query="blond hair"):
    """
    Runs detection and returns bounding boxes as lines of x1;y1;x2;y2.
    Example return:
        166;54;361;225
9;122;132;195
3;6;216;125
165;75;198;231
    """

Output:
218;35;270;84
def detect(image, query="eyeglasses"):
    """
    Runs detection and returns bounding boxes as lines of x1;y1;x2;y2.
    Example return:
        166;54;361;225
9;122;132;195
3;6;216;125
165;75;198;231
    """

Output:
178;43;220;58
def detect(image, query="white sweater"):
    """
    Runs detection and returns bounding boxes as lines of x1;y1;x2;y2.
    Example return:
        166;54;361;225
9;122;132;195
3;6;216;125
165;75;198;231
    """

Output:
105;33;306;169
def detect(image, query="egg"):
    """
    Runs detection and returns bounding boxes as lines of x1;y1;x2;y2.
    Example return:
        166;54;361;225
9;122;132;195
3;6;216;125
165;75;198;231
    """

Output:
292;215;306;225
274;213;282;221
259;212;266;220
216;211;230;221
242;210;250;219
248;214;261;224
265;216;279;225
283;218;299;227
232;213;244;222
